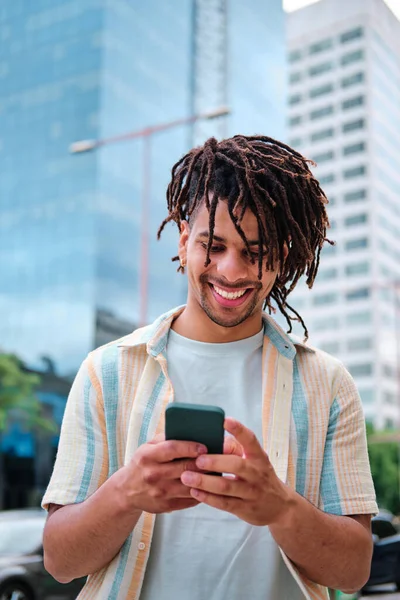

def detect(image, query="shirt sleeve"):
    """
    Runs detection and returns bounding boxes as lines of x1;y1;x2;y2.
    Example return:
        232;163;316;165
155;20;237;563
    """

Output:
319;364;379;516
41;355;108;510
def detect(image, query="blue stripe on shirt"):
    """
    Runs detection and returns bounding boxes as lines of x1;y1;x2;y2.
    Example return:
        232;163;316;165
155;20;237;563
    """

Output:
75;371;94;503
292;359;309;497
319;397;342;514
108;365;165;599
140;371;166;445
102;344;120;477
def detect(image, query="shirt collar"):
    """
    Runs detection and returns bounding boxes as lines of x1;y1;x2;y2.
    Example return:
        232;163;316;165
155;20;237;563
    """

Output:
117;305;315;359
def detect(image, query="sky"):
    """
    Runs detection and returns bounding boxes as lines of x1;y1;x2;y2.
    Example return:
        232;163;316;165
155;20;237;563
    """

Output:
283;0;400;20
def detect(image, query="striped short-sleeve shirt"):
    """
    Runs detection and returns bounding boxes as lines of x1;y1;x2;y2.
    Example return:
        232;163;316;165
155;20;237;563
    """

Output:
42;306;378;600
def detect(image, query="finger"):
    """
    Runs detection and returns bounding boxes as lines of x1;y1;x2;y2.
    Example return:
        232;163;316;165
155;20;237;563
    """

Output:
195;454;247;478
164;479;199;498
190;488;244;515
166;498;199;512
181;471;252;499
146;440;208;463
224;418;264;459
152;459;203;480
223;436;244;457
147;479;198;499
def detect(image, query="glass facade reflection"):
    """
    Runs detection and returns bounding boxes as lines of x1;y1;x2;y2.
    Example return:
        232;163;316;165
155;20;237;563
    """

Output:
0;0;285;375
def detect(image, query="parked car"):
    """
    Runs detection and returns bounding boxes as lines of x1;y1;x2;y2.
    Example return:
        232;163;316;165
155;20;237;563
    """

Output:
0;508;86;600
359;510;400;595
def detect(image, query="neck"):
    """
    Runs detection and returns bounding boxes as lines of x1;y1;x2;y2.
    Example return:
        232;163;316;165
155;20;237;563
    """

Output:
172;299;263;343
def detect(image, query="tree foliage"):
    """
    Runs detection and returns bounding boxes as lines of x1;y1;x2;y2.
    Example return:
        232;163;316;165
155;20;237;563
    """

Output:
0;353;56;434
367;422;400;515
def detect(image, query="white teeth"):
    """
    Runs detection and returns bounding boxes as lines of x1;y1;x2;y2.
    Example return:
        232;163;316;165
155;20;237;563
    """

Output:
213;285;247;300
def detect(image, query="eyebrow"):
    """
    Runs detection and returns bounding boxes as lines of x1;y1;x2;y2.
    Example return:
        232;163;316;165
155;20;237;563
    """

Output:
197;231;261;246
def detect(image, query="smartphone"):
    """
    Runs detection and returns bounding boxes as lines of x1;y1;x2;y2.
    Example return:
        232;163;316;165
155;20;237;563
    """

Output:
165;402;225;456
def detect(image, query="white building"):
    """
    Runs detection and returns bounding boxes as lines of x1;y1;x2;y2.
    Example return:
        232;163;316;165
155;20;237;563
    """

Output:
287;0;400;429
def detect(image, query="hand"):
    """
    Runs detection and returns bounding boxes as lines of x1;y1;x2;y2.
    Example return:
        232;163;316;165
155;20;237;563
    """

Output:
180;418;293;526
117;433;243;515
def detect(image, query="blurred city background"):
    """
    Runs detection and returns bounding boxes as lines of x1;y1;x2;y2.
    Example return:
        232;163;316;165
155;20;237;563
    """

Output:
0;0;400;596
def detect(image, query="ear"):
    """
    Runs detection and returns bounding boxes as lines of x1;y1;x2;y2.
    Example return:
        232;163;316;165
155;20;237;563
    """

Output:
178;221;190;265
282;241;289;264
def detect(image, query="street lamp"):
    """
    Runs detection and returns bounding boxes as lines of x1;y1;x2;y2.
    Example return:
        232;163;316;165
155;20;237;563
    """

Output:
70;106;230;326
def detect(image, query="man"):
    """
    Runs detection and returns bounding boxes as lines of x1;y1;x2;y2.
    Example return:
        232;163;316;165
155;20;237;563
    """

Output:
42;135;377;600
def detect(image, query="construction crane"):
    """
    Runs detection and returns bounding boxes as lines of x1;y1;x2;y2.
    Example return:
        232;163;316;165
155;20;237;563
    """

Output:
190;0;229;147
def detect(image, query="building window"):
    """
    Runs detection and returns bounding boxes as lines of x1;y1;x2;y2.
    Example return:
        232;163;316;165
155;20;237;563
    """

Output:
345;261;370;276
344;189;366;203
341;49;364;66
383;392;396;406
320;342;340;354
289;138;302;148
379;238;390;253
346;287;370;300
314;317;339;331
343;142;366;156
309;62;333;77
379;288;391;302
340;27;364;44
289;49;302;63
309;38;333;54
346;311;371;325
358;389;374;404
348;338;372;351
289;115;302;127
345;237;368;250
383;364;395;378
342;96;364;110
348;363;372;376
343;165;366;179
379;214;400;237
309;83;334;98
311;128;334;142
380;265;391;278
345;213;368;226
319;173;336;184
290;72;302;84
313;150;335;163
310;105;334;120
321;242;337;255
317;267;338;280
342;118;365;133
313;292;338;306
341;72;364;88
289;94;302;106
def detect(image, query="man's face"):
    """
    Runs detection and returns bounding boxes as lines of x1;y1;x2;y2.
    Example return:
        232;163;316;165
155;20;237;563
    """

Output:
179;200;287;329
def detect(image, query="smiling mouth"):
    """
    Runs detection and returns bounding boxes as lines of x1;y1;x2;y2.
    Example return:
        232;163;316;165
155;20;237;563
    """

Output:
208;283;254;307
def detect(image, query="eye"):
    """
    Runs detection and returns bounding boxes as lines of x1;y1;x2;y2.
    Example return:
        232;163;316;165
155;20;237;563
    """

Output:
244;249;260;260
244;249;268;261
200;242;224;253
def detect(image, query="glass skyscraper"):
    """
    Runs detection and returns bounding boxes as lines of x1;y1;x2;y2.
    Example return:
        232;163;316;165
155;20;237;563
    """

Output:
0;0;286;376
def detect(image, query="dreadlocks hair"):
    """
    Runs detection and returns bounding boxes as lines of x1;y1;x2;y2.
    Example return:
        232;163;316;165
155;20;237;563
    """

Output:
157;134;333;340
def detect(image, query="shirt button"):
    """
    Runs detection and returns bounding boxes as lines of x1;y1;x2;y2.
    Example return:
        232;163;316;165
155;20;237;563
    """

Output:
138;542;146;551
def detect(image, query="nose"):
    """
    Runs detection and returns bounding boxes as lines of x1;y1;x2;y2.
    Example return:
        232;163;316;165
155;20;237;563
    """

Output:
216;248;248;283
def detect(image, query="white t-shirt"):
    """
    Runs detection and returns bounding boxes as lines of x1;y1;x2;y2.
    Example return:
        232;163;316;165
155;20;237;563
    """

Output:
140;328;304;600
